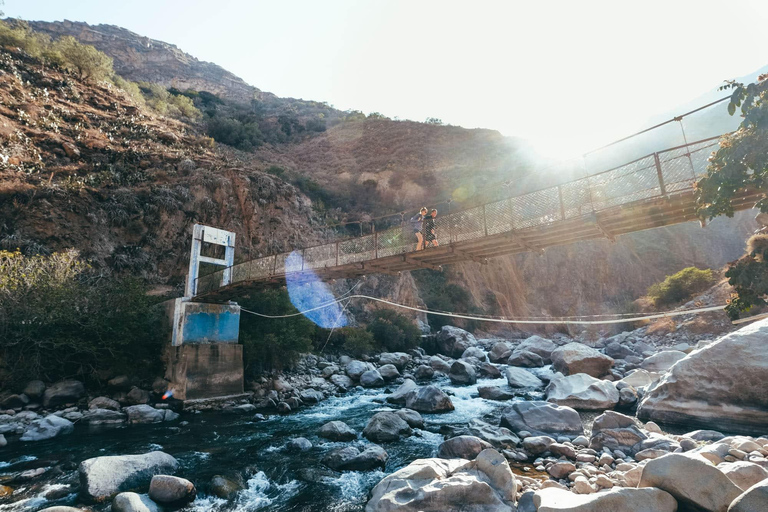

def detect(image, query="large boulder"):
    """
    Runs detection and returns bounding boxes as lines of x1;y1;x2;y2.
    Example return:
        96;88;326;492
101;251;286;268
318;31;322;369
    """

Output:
461;346;488;362
323;445;388;471
514;336;557;363
534;487;677;512
467;419;520;449
500;401;583;437
346;360;374;380
363;412;412;442
478;385;515;401
83;408;127;426
386;379;418;405
435;326;478;358
366;449;516;511
378;352;410;370
729;480;768;512
148;475;196;505
546;373;619;410
438;435;493;459
429;355;453;373
637;318;768;434
378;364;400;381
330;374;354;391
405;385;455;413
448;360;476;385
489;342;514;363
640;350;687;372
124;405;165;424
359;369;385;388
79;451;179;502
505;367;544;388
589;411;647;454
20;415;74;442
89;396;121;411
112;492;161;512
619;369;654;388
319;420;357;441
22;380;46;400
395;408;424;429
42;380;85;407
507;350;545;368
718;461;768;491
605;341;639;360
639;453;743;512
551;343;614;377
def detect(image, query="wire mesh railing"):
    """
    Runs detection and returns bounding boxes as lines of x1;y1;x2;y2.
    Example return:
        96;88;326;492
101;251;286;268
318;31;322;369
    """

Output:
194;136;722;295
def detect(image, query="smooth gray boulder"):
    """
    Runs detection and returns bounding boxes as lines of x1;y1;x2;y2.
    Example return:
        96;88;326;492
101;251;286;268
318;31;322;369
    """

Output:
435;325;478;357
89;396;121;411
323;445;388;471
330;374;354;391
551;343;614;377
448;360;476;385
386;379;418;405
404;385;454;413
641;350;687;372
507;350;545;368
729;480;768;512
505;367;544;388
42;380;85;407
148;475;196;504
112;492;161;512
20;415;74;441
719;461;768;491
395;408;424;429
22;380;46;400
428;355;452;373
359;369;385;388
639;453;743;512
414;364;435;380
345;360;373;380
363;412;412;442
377;364;400;381
489;341;514;363
500;401;583;437
589;411;647;454
319;420;357;441
79;451;179;502
438;435;492;459
514;336;557;363
478;385;515;401
378;352;410;370
124;405;165;424
638;318;768;434
461;346;488;362
286;437;313;452
534;487;677;512
546;373;619;410
467;419;520;449
366;449;516;511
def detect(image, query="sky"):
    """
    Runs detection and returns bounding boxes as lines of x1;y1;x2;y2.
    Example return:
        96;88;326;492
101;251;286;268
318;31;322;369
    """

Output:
7;0;768;158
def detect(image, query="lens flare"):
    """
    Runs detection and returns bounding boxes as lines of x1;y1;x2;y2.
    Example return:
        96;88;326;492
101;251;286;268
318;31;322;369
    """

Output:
162;389;174;400
285;251;348;328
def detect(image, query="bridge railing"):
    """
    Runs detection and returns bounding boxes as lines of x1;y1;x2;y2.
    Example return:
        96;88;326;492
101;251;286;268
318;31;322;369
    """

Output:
194;136;721;296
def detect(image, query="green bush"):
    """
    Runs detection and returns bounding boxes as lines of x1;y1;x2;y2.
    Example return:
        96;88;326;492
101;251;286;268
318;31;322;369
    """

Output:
337;327;375;357
0;250;164;387
52;36;113;81
412;269;480;330
0;20;49;58
206;116;263;151
367;309;421;352
646;267;716;306
137;82;201;119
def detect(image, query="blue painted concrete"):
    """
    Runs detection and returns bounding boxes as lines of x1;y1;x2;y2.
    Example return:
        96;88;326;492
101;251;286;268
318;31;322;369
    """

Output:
181;304;240;344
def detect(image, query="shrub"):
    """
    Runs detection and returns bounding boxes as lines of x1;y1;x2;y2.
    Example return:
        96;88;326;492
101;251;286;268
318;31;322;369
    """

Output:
646;267;716;306
0;20;49;58
412;269;480;330
0;250;164;387
338;327;375;357
52;36;113;81
367;309;421;352
206;116;263;151
137;82;201;119
265;165;285;178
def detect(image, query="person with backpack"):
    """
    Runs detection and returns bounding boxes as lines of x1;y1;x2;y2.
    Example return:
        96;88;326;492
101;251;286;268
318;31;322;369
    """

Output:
411;207;428;250
423;209;438;248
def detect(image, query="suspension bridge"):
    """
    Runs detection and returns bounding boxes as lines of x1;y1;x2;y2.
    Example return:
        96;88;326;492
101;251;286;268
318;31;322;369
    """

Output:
191;134;760;300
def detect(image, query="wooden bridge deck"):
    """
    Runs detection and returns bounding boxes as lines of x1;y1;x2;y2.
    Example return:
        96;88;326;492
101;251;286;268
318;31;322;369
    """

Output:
193;136;761;299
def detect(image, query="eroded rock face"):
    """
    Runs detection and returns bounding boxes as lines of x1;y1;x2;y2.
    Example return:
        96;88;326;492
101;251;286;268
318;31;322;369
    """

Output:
79;451;179;502
500;401;583;437
534;487;677;512
551;343;613;378
637;319;768;434
546;373;619;411
366;449;516;511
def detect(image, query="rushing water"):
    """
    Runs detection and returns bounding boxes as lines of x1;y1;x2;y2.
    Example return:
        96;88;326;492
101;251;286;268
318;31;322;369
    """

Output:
0;373;551;512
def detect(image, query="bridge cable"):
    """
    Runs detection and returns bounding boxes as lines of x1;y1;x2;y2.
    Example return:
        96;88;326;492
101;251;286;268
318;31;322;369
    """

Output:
240;294;727;325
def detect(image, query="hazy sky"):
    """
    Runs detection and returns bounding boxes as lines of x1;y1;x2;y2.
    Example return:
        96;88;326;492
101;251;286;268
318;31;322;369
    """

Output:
7;0;768;158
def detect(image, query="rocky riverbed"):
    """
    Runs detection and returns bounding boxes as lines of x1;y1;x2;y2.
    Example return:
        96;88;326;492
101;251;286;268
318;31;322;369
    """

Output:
1;317;767;511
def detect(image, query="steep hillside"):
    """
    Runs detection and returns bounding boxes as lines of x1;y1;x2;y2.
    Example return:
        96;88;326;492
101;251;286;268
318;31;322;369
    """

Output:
0;48;323;291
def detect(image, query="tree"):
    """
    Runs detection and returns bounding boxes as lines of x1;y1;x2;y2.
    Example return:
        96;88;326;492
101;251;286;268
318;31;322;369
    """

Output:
695;75;768;318
53;36;113;81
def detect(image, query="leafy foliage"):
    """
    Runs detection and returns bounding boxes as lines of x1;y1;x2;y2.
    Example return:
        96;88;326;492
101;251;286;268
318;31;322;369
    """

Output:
646;267;716;306
0;250;163;387
723;234;768;319
366;309;421;352
412;269;480;330
52;36;114;81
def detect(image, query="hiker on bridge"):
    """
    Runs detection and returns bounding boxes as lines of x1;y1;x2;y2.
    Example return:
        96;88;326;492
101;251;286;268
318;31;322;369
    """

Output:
411;207;428;250
423;209;438;248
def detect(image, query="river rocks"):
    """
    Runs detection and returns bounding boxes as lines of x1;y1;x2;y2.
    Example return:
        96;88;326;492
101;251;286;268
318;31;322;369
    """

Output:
330;374;354;391
461;346;488;362
379;352;410;370
404;385;455;413
489;341;514;363
366;449;516;511
108;375;132;391
387;379;418;405
363;412;412;442
360;369;385;387
89;396;121;411
300;389;324;403
641;350;687;372
638;319;768;433
428;355;452;373
414;364;435;380
346;360;374;380
605;341;639;359
377;364;400;381
79;451;179;502
551;343;614;377
20;414;74;441
548;461;577;478
323;445;388;471
639;453;743;512
448;360;476;385
508;350;545;368
1;393;29;409
515;335;557;363
319;420;357;441
435;325;478;357
124;405;164;424
83;408;127;426
534;487;677;512
148;475;196;505
719;461;768;491
395;408;424;429
478;385;515;401
589;411;647;453
42;380;85;407
209;475;244;499
729;480;768;512
546;373;619;410
38;508;86;512
500;401;583;437
22;380;46;400
523;435;555;455
505;367;544;388
438;435;493;459
467;419;520;449
112;492;161;512
287;437;313;452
